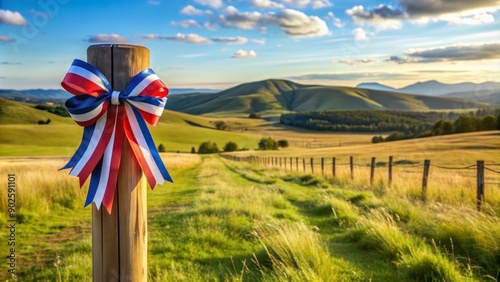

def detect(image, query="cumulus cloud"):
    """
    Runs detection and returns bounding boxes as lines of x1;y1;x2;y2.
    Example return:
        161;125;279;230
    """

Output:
352;27;368;41
346;5;404;30
396;0;499;17
327;12;345;28
337;58;378;65
251;38;266;44
0;35;14;42
87;34;128;44
181;5;212;16
386;55;421;64
280;0;333;9
0;10;28;26
194;0;223;9
445;13;495;25
171;20;201;28
251;0;284;9
163;33;212;44
231;49;257;58
212;36;248;44
405;42;500;61
219;6;330;37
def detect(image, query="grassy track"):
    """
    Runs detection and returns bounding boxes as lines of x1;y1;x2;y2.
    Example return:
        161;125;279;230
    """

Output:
2;155;498;281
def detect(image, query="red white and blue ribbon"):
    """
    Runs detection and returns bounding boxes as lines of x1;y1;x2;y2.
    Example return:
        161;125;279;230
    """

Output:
61;59;172;213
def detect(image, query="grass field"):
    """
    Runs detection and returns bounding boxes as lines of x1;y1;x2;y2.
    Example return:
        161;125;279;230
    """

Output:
1;153;499;281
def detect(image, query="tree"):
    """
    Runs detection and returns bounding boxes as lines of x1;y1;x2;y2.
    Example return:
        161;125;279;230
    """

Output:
191;147;196;154
249;113;261;119
454;115;476;133
431;120;444;136
372;136;384;143
277;139;289;148
258;137;278;150
214;121;228;131
158;143;166;152
198;141;219;154
442;121;454;135
478;115;497;131
223;141;238;152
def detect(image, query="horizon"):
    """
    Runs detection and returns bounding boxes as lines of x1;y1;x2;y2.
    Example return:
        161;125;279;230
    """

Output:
1;0;499;90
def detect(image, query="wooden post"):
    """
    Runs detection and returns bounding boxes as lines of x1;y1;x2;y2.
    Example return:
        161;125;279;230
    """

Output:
279;157;282;168
303;158;306;172
296;157;298;172
388;156;393;187
477;160;485;211
290;157;292;172
310;158;314;174
284;156;287;171
89;44;148;282
332;157;336;178
370;157;376;186
422;160;430;202
350;156;354;180
321;157;324;177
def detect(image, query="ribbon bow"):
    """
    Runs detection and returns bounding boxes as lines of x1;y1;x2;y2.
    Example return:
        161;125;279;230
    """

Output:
61;59;172;213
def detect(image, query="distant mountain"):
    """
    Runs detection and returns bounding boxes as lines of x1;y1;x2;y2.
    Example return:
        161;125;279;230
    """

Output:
165;79;490;116
168;88;219;95
0;89;71;103
441;89;500;105
398;80;500;96
356;82;396;92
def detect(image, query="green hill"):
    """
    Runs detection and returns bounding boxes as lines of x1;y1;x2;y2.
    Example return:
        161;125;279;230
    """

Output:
0;98;73;124
165;79;490;116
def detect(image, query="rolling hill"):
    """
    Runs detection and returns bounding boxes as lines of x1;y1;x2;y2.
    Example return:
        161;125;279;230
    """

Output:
166;79;491;116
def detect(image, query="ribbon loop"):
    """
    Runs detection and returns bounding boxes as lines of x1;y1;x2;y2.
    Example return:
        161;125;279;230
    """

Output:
61;59;172;213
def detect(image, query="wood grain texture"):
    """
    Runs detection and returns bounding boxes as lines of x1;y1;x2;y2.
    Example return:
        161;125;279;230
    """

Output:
88;44;149;282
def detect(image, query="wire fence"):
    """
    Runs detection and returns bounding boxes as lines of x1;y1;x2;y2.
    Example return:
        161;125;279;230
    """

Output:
221;154;500;212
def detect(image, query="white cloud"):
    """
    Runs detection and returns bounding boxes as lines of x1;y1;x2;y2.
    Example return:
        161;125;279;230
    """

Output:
167;33;212;44
251;38;266;44
0;10;28;26
251;0;284;9
180;5;212;16
0;35;14;42
212;36;248;44
405;42;500;61
194;0;223;9
346;5;404;30
352;28;368;41
445;13;495;25
327;12;345;28
204;21;218;30
219;7;329;37
87;34;128;44
280;0;332;9
231;49;257;58
171;20;201;28
337;58;378;65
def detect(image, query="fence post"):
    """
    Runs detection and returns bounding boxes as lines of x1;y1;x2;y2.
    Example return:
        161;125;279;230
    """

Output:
321;157;324;177
310;158;314;174
388;156;393;187
422;160;431;202
476;160;485;211
279;157;282;168
370;157;376;186
284;157;287;171
89;44;148;282
296;157;298;172
303;158;306;172
332;157;336;178
290;157;292;172
350;156;354;180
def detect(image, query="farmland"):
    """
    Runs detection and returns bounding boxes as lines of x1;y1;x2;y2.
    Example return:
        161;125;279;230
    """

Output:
0;98;499;281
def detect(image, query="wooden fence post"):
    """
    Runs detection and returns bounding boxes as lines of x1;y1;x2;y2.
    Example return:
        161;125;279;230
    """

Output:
284;157;287;171
321;157;324;177
303;158;306;172
296;157;298;172
290;157;292;172
332;157;336;178
350;156;354;180
388;156;393;187
370;157;376;186
422;160;431;202
310;158;314;174
476;160;485;211
279;157;282;168
89;44;148;282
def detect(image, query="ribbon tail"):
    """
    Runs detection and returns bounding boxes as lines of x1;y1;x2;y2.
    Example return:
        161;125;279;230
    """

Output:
123;103;172;189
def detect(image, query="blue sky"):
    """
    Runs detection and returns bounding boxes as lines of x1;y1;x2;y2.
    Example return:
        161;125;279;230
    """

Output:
1;0;499;90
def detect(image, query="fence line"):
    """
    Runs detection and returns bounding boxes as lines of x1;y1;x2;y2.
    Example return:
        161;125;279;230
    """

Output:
221;154;499;212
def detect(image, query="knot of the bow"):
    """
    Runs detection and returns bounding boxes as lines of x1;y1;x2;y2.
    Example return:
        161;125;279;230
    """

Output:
111;91;122;105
